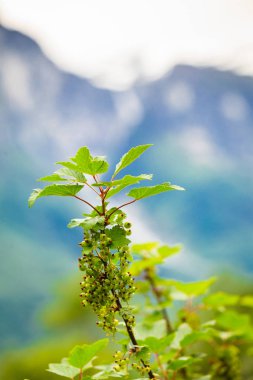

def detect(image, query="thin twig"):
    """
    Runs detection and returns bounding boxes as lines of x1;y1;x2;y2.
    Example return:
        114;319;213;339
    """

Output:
103;185;111;197
114;295;156;379
155;352;168;380
93;174;104;194
95;194;154;378
95;249;106;264
106;198;137;220
145;271;173;334
85;182;100;196
102;197;106;215
73;195;102;215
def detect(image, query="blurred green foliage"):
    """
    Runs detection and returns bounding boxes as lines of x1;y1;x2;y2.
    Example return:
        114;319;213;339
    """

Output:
1;259;253;379
0;276;107;380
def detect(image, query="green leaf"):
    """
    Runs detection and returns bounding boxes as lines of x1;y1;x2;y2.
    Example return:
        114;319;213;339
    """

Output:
105;226;130;248
71;147;109;175
68;216;105;230
135;319;166;340
203;292;239;308
57;161;81;171
104;208;126;225
47;363;80;378
167;356;195;371
130;244;181;275
145;299;172;311
240;295;253;308
130;257;164;276
93;364;126;379
91;181;113;187
87;203;109;218
171;277;216;298
68;339;108;369
140;334;174;353
71;146;90;168
139;337;161;352
180;329;215;347
38;174;67;182
131;242;159;256
67;218;86;229
134;346;150;361
112;144;153;178
157;245;181;259
106;174;152;199
56;167;87;182
82;216;105;231
38;168;87;184
127;182;185;200
171;323;192;349
216;310;252;332
84;156;109;175
28;184;84;207
28;189;42;207
107;174;152;187
57;147;109;175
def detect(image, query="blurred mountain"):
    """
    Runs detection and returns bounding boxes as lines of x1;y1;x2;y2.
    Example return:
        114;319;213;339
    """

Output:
129;64;253;275
1;25;253;349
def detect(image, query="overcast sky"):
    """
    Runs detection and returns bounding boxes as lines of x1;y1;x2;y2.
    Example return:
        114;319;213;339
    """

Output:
1;0;253;89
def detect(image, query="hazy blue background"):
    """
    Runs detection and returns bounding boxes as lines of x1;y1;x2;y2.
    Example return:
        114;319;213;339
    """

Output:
0;0;253;365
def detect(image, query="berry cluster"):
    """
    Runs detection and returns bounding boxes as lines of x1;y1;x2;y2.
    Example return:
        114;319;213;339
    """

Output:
132;362;152;375
113;349;152;377
113;350;130;372
78;212;136;334
213;345;241;380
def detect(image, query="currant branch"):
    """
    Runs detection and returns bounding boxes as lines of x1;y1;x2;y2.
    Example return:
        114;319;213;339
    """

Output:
145;269;173;334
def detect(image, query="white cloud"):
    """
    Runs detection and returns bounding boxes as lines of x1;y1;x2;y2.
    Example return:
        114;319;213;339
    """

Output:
220;92;249;121
113;91;143;127
162;247;215;279
124;204;214;279
1;53;34;110
175;126;232;169
15;89;143;161
164;82;195;112
1;0;253;89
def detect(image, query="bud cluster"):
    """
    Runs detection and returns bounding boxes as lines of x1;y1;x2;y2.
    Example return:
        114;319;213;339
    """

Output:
113;350;130;372
132;362;152;375
213;345;241;380
78;212;136;334
112;349;152;377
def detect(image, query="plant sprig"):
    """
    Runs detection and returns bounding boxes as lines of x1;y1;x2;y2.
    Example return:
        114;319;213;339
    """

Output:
28;145;253;380
29;144;184;380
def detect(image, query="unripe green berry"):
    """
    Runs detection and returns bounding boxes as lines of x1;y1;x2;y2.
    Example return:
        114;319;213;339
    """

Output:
113;365;121;372
100;233;106;241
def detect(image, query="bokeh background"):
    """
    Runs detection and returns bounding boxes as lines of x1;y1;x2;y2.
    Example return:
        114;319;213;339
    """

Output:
0;1;253;378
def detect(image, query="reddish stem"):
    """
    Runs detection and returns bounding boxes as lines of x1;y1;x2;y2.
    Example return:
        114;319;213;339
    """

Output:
145;271;173;334
85;182;100;196
106;198;137;220
73;195;102;215
155;352;168;380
